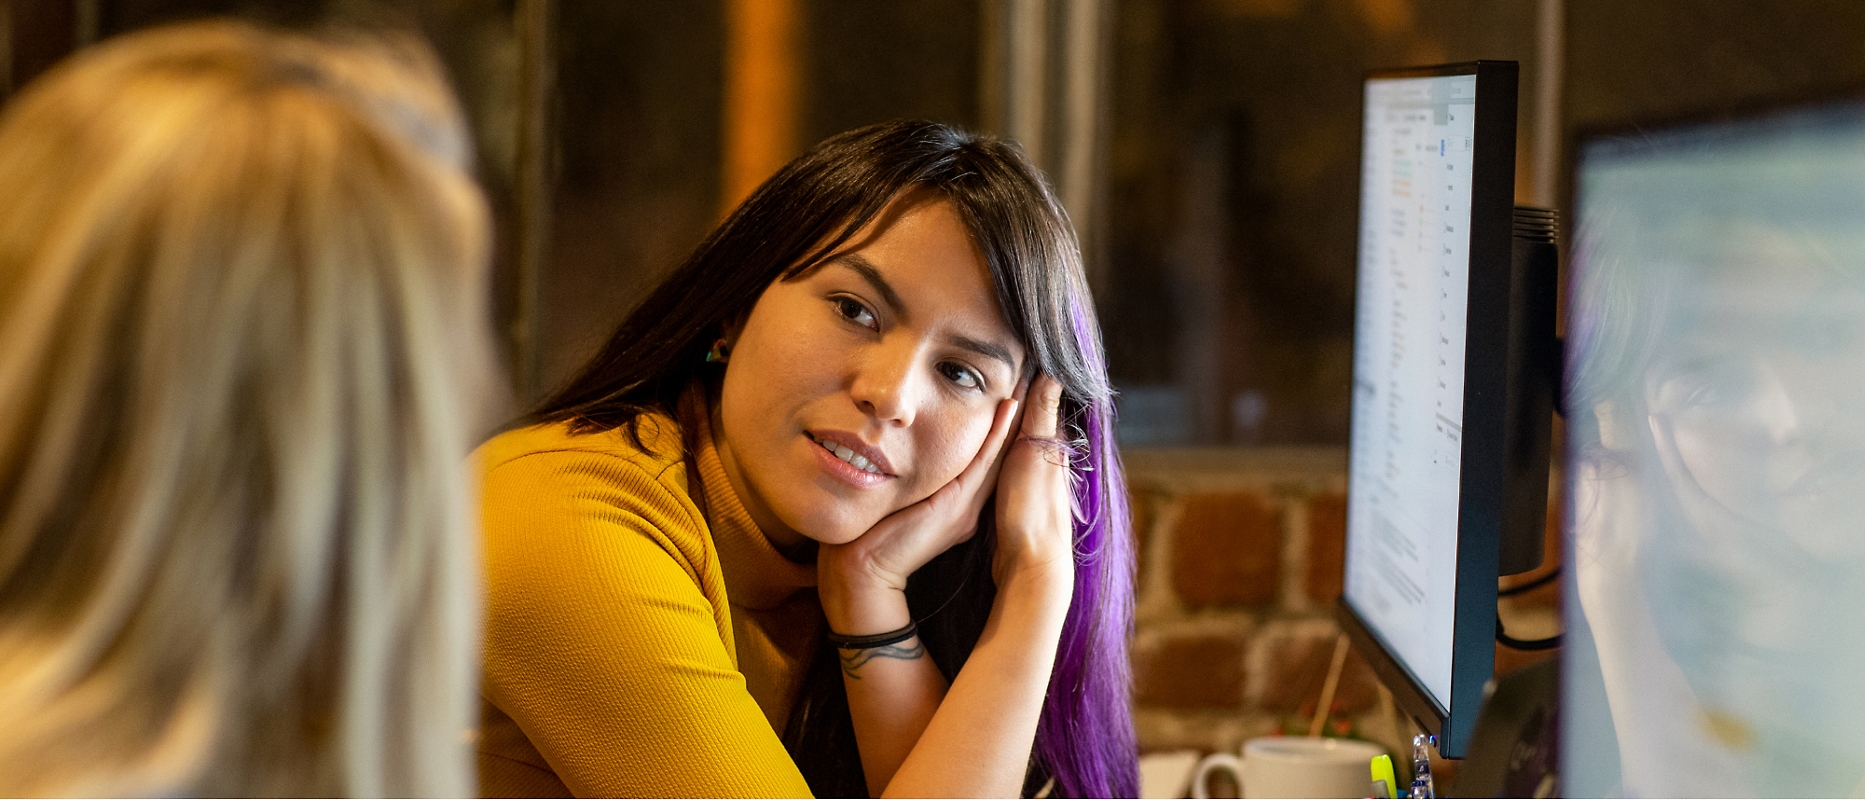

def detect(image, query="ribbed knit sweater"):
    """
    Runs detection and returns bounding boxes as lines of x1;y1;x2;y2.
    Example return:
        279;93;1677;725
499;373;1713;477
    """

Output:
474;389;821;797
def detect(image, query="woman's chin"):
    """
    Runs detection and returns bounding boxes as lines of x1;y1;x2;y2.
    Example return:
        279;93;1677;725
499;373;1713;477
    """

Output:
780;507;882;548
1780;515;1865;563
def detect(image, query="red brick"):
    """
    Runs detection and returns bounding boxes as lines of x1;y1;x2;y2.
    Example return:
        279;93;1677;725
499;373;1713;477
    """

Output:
1304;491;1348;603
1257;630;1377;714
1134;633;1247;710
1171;491;1280;608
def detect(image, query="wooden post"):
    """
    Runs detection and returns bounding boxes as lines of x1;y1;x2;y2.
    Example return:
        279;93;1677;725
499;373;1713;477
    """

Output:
982;0;1111;293
1058;0;1110;294
1003;0;1047;166
512;0;554;402
1;0;13;99
73;0;98;49
721;0;799;213
1531;0;1564;208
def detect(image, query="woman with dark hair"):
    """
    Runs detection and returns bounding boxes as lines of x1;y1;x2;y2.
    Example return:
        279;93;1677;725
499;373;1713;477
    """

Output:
476;120;1137;797
1566;135;1865;795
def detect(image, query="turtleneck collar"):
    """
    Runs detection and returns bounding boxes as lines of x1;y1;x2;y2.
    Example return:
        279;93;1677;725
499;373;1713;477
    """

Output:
678;384;817;611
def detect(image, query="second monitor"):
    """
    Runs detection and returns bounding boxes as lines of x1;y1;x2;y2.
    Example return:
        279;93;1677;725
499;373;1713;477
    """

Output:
1336;60;1557;758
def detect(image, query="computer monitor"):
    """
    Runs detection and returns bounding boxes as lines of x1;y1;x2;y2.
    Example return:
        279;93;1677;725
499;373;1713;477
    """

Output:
1335;61;1554;759
1562;95;1865;797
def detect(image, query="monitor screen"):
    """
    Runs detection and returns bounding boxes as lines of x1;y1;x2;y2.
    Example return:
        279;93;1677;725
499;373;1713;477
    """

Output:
1344;71;1480;715
1563;98;1865;797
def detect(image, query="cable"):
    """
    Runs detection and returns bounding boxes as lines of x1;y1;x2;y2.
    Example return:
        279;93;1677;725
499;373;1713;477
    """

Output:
1495;614;1561;650
1496;567;1563;648
1499;566;1561;597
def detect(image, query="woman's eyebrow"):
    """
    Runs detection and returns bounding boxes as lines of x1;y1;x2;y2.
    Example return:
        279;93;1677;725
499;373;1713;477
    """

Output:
947;334;1018;374
828;253;1019;373
829;254;907;319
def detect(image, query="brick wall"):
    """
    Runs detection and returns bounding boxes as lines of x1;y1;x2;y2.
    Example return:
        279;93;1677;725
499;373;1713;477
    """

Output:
1123;447;1561;778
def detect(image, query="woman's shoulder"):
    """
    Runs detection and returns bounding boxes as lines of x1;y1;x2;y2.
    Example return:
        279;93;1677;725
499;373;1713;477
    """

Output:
476;411;721;584
478;411;688;485
476;412;703;540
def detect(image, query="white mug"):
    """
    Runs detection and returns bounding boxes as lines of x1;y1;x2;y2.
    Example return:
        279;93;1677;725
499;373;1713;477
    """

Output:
1190;736;1386;799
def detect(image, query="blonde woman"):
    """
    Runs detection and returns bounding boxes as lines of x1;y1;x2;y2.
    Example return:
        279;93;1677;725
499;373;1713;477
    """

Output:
0;20;496;797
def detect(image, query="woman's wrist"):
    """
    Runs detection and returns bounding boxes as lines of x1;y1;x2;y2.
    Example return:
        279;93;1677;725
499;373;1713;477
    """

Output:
1000;553;1074;607
819;565;914;636
993;524;1076;593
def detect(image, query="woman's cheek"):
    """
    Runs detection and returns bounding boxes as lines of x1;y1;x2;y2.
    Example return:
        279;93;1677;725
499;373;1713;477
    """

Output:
1672;415;1772;519
920;405;996;485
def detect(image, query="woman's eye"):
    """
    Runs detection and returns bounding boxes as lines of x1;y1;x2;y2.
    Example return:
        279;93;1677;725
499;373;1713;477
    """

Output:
939;362;982;391
1684;382;1723;408
834;297;877;330
1676;367;1751;410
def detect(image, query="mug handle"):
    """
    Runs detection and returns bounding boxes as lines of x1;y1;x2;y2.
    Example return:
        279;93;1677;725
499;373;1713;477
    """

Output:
1189;752;1244;799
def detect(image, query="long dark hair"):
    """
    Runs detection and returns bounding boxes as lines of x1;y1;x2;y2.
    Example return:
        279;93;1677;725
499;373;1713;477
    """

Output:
532;120;1137;798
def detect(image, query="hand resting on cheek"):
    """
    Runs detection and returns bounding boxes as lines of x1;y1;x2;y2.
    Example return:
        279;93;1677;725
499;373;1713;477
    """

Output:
818;373;1077;602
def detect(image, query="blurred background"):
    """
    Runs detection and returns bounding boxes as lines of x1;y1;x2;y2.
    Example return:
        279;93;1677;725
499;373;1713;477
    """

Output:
11;0;1865;448
8;0;1865;778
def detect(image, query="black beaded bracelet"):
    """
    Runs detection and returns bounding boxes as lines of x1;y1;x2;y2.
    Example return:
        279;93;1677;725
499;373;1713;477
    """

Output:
825;622;919;650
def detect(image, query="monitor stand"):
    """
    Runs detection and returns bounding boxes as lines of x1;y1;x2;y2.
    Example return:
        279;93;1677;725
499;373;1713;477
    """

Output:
1448;657;1560;798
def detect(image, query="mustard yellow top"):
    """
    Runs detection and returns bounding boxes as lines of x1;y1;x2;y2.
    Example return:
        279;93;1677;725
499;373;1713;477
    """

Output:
474;391;822;798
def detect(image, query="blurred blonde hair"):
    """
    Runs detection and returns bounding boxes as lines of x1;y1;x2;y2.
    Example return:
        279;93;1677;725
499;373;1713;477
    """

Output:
0;19;496;797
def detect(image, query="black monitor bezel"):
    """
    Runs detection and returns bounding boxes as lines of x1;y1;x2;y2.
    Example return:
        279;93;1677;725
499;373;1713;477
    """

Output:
1337;59;1520;760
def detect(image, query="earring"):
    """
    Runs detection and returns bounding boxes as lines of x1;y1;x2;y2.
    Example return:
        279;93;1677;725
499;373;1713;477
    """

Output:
705;338;732;364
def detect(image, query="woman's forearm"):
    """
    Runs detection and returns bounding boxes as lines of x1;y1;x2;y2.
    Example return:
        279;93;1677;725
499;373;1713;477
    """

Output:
827;563;1072;798
827;582;951;796
881;564;1073;798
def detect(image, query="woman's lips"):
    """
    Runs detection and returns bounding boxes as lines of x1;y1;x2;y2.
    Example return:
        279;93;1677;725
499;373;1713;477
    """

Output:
1781;450;1865;498
805;430;895;489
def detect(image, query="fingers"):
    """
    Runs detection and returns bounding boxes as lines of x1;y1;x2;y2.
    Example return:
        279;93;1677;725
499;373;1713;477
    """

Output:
952;396;1021;519
970;397;1023;512
960;396;1019;481
1011;372;1034;403
1021;374;1064;440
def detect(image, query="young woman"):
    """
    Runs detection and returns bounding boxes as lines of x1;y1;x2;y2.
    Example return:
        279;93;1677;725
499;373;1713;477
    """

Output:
0;21;495;796
1567;155;1865;795
477;121;1137;797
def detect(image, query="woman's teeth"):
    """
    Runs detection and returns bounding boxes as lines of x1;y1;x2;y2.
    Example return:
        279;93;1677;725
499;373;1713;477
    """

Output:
814;436;881;474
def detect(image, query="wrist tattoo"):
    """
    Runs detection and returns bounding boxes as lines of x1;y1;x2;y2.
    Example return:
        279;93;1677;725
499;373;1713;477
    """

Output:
838;639;926;679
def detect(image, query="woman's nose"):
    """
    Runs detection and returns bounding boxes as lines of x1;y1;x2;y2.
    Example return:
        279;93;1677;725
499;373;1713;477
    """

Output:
1747;363;1806;446
849;342;924;427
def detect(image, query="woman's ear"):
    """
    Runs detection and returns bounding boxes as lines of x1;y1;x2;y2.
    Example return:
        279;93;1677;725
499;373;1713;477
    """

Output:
721;313;748;349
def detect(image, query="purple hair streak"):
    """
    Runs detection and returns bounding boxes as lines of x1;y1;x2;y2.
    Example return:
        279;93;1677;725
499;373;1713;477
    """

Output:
1031;305;1138;799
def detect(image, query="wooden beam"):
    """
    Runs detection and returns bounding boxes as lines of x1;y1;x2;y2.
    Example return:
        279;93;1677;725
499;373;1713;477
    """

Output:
73;0;98;48
512;0;555;401
1530;0;1564;208
983;0;1112;293
1058;0;1110;292
1;0;13;99
721;0;799;213
1003;0;1047;165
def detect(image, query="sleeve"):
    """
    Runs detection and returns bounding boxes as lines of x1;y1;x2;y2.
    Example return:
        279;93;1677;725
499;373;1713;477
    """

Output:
480;449;814;798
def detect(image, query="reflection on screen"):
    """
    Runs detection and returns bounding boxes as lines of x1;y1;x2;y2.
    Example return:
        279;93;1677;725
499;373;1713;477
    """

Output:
1564;102;1865;797
1344;73;1477;712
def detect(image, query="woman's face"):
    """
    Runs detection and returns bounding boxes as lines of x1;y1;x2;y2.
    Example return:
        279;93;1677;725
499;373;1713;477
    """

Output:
714;196;1027;548
1642;226;1865;559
